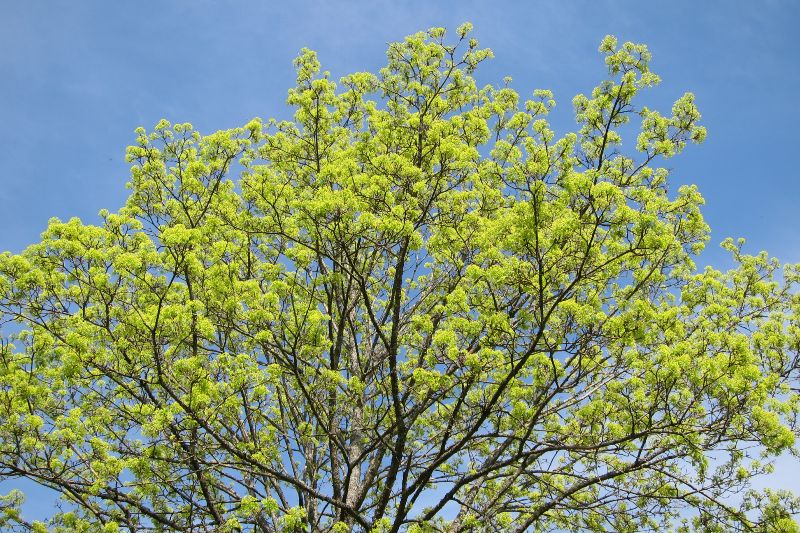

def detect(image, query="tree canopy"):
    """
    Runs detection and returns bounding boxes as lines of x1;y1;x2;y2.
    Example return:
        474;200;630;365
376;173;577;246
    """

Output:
1;25;799;532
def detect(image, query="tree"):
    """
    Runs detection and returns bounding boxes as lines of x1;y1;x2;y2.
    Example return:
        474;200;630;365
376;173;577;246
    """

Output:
0;24;798;533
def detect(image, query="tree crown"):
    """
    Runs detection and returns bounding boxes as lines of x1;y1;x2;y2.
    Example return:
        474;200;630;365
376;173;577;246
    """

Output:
1;25;799;533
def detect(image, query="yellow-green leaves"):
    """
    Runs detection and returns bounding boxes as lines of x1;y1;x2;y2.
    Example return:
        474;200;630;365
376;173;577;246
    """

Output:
0;26;797;533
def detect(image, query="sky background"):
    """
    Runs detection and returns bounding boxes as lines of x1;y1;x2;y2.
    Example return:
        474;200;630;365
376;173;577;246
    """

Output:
1;0;798;522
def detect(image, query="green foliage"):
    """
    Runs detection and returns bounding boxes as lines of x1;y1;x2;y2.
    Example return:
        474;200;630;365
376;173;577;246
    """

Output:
1;26;798;532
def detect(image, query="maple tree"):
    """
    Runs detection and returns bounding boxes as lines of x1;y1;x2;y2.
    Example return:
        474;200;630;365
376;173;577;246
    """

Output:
1;25;799;532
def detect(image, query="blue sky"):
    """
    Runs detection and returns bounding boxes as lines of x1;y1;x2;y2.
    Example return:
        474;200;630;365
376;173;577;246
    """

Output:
1;1;799;266
1;0;798;522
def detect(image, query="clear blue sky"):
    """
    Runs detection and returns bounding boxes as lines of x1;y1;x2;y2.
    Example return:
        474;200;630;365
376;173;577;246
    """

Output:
1;0;798;521
1;1;799;266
